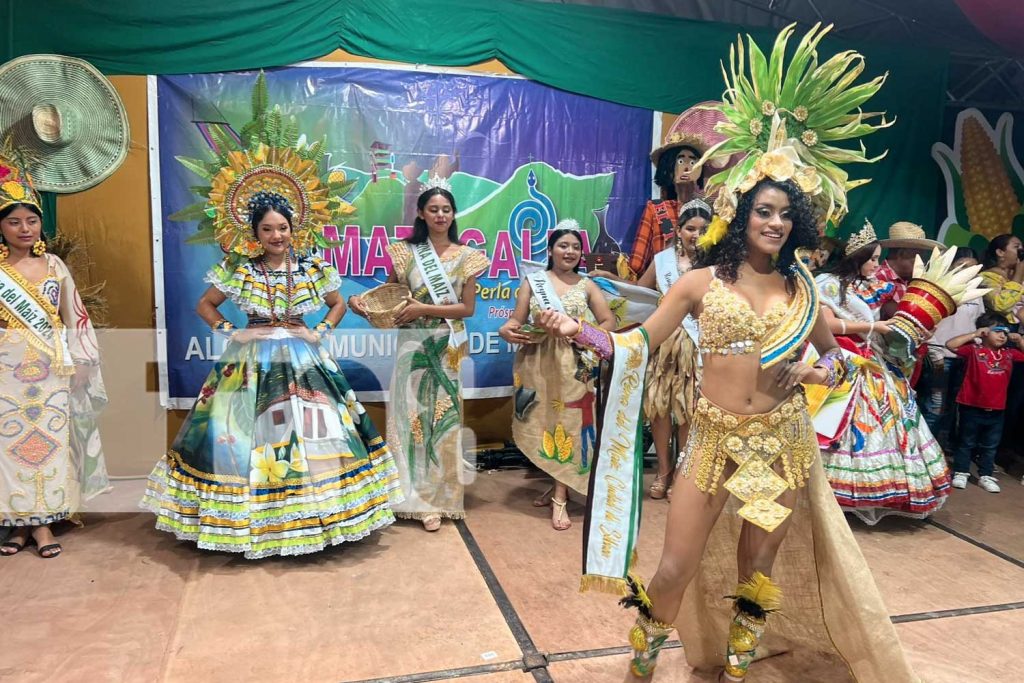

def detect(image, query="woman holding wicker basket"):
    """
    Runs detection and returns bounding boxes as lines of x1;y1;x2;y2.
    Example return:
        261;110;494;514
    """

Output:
349;179;490;532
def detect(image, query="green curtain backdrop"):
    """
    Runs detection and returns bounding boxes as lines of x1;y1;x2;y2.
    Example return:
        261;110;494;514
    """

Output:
2;0;948;235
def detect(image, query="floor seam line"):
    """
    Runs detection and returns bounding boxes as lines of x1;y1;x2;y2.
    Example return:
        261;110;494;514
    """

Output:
890;601;1024;624
454;518;554;683
925;518;1024;571
341;659;526;683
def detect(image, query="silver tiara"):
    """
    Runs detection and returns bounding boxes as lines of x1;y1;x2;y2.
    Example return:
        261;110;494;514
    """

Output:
423;173;453;193
553;218;581;232
680;197;712;215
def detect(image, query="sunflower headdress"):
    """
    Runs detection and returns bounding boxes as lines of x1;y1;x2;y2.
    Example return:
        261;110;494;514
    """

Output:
0;137;41;213
696;23;892;249
169;72;357;260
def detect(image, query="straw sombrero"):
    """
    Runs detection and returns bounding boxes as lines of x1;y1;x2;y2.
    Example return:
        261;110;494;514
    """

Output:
878;221;945;251
0;54;129;193
651;101;731;168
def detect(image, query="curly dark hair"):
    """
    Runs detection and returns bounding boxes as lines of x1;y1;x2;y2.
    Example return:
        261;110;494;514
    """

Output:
695;178;820;284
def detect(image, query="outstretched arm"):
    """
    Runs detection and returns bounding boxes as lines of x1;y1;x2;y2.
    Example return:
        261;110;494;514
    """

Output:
538;268;707;356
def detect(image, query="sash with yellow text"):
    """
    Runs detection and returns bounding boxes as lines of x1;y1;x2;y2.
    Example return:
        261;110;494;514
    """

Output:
581;326;648;594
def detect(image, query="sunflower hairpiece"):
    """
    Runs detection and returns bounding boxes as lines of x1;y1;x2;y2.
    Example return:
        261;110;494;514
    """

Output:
697;23;893;247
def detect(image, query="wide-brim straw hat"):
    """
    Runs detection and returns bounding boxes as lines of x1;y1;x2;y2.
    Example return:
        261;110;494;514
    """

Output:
651;101;730;168
878;221;946;251
0;54;129;193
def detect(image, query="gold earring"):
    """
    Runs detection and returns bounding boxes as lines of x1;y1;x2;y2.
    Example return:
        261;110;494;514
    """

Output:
0;244;8;260
32;240;46;256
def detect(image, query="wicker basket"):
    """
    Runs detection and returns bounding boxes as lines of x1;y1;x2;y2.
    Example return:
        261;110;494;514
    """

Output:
361;283;411;329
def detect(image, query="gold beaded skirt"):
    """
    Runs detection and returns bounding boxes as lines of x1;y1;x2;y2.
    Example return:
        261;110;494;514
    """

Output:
670;392;920;681
679;391;817;533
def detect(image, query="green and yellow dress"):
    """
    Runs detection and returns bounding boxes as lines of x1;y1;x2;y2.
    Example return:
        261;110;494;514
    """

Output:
142;254;403;558
385;242;490;520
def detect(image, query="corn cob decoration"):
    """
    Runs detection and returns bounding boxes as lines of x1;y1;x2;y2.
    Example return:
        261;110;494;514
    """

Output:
961;115;1021;239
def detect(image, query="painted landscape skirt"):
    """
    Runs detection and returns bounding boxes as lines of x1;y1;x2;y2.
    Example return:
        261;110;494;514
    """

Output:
142;332;403;558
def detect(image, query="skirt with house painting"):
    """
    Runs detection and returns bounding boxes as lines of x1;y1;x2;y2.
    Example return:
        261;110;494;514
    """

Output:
141;330;403;558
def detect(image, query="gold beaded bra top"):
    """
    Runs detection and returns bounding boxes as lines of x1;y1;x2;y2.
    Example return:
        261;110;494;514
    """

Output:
697;263;819;368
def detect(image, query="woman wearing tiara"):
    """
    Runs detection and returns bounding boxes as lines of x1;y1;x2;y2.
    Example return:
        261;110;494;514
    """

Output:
0;153;107;559
499;221;614;530
585;199;711;500
814;221;950;525
536;25;920;683
142;155;403;558
350;179;490;532
639;199;710;500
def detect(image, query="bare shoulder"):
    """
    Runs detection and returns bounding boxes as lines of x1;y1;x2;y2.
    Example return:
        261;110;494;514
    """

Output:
675;266;713;295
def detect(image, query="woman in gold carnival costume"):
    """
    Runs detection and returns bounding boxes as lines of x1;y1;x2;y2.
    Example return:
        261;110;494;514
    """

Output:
349;179;490;532
142;142;403;558
539;24;920;682
0;154;107;559
498;221;615;530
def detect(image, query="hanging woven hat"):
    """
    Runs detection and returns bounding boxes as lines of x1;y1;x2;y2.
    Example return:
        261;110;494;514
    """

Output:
0;54;129;193
650;101;732;167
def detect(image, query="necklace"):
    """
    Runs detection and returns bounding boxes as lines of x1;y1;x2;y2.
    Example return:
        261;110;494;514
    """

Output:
984;347;1005;368
258;251;293;325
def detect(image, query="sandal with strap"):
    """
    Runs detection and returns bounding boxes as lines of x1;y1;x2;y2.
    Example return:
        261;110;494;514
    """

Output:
422;515;442;532
532;485;554;507
551;497;571;531
1;539;27;556
649;473;670;500
37;543;62;559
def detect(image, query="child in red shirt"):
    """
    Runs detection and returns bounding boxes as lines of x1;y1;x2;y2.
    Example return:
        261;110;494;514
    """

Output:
945;313;1024;493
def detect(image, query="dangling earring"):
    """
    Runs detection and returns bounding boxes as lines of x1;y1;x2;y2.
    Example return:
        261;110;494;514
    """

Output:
32;240;46;257
0;243;8;260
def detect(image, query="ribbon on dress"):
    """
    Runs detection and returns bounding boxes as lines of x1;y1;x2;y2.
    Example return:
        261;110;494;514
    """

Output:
581;326;649;595
654;247;701;347
0;260;73;375
526;270;567;314
411;241;468;350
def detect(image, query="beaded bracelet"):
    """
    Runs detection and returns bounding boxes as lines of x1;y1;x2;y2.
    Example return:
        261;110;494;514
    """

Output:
570;318;614;361
814;347;848;389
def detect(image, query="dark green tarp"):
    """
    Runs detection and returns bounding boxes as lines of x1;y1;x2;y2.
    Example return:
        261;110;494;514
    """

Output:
3;0;948;233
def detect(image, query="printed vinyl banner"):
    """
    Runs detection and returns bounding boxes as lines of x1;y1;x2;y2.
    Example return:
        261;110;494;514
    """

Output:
153;64;654;406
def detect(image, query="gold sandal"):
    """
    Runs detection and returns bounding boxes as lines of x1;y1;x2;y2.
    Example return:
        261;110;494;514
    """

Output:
649;473;669;500
551;497;571;531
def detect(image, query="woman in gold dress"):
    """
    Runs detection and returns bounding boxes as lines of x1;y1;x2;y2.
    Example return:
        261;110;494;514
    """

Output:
538;24;920;683
499;223;614;530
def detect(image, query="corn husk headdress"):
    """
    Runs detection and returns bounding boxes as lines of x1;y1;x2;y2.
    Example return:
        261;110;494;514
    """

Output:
169;72;356;261
696;23;893;249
